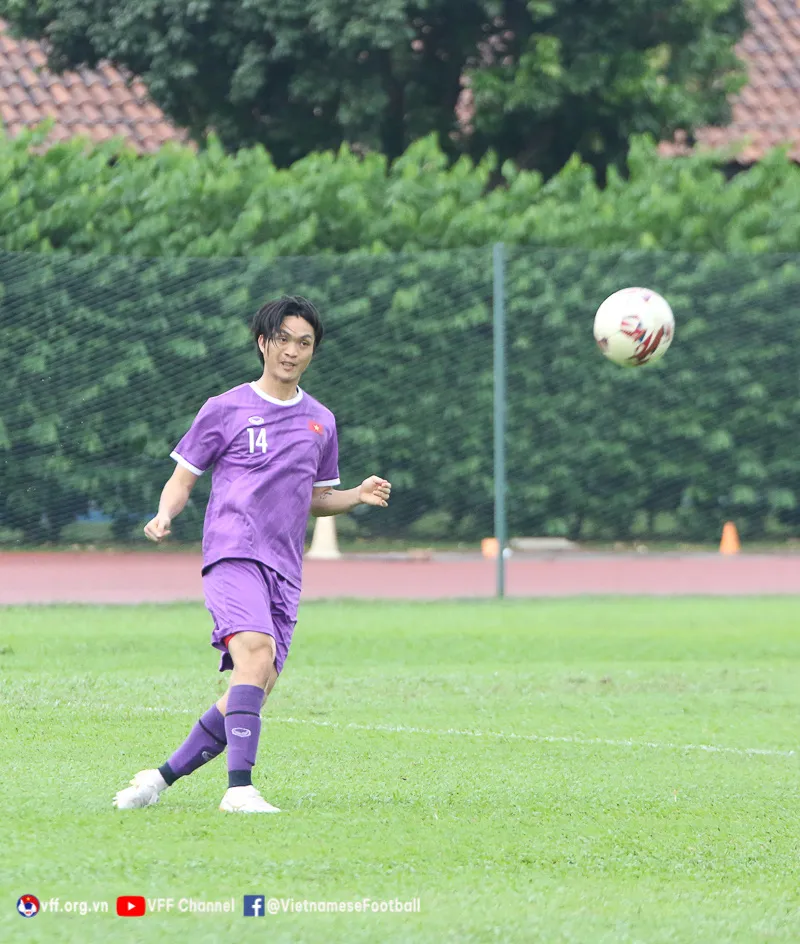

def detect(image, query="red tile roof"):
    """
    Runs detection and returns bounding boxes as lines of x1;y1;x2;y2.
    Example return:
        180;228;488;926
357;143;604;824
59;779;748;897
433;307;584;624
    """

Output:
0;18;187;152
661;0;800;162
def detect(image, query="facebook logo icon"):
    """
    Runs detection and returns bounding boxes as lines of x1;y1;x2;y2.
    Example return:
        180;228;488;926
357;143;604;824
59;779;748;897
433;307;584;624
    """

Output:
243;895;265;917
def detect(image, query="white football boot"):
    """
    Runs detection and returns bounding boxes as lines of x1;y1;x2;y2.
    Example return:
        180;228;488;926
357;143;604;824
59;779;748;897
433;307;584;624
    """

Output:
113;769;169;809
219;785;281;813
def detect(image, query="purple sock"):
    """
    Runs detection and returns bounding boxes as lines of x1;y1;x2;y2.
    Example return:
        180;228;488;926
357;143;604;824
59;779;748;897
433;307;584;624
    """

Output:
159;705;227;784
225;684;265;788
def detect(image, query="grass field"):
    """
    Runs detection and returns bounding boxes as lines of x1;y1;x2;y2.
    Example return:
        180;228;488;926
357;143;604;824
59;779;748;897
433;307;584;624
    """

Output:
2;598;799;943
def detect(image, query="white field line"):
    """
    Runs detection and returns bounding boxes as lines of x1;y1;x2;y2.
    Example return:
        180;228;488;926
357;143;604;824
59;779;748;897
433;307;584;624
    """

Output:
102;705;796;759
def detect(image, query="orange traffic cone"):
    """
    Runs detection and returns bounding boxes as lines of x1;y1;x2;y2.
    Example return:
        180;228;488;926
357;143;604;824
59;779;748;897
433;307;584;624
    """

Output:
719;521;741;555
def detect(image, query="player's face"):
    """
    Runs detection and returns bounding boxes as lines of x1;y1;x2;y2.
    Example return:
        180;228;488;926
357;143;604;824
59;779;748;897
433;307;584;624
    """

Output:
259;316;316;385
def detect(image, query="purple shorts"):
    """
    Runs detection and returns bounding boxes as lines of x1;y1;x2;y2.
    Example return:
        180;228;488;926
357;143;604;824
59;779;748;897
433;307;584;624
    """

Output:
202;558;301;675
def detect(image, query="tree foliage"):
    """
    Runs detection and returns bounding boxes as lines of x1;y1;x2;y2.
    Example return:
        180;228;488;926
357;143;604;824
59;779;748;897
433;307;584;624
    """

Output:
466;0;749;177
0;0;747;174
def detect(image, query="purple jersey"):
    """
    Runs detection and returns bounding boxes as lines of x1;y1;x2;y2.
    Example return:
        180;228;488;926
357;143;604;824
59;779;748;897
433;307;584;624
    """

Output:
171;382;340;587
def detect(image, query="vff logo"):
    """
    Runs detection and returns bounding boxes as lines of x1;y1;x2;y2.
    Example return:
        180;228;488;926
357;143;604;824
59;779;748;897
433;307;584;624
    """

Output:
244;895;265;917
17;895;40;918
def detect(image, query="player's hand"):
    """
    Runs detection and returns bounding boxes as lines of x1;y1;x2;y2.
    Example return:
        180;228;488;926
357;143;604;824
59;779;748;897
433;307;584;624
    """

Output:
358;476;391;508
144;513;172;543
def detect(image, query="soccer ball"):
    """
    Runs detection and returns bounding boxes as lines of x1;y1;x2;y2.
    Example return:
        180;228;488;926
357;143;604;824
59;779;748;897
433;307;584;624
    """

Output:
593;287;674;367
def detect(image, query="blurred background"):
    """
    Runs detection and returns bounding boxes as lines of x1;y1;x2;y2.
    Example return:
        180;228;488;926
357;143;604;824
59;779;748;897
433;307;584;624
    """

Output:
0;0;799;556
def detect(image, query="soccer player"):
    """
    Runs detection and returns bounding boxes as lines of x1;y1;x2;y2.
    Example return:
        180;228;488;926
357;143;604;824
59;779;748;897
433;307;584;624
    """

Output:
113;296;391;813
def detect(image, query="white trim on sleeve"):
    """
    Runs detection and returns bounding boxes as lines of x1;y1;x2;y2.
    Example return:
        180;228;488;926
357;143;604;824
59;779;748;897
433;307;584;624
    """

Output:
313;478;341;487
171;451;205;477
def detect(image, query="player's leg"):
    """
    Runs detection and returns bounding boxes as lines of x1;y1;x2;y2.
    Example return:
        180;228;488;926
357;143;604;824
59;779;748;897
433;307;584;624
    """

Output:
161;639;282;771
221;630;272;779
202;560;279;813
113;558;273;811
215;656;279;715
157;562;273;791
217;565;299;813
112;697;228;809
216;633;281;813
114;696;230;811
157;704;227;785
153;627;277;797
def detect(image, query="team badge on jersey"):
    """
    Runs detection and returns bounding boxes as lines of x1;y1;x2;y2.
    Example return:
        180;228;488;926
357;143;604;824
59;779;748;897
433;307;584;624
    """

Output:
308;420;324;435
17;895;40;918
248;416;265;426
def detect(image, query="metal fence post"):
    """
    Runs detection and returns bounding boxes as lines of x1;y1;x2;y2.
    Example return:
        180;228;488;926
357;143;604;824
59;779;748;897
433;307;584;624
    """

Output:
493;243;507;599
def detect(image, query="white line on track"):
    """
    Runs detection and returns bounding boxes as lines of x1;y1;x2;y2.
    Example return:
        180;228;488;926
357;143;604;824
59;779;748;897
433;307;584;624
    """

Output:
115;706;797;759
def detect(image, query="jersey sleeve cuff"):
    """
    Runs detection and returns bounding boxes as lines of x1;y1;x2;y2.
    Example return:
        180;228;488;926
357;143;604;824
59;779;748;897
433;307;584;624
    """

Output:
171;451;205;476
313;478;340;487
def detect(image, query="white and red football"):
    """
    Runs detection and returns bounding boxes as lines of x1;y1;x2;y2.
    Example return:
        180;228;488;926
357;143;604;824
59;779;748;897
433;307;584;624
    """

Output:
593;287;675;367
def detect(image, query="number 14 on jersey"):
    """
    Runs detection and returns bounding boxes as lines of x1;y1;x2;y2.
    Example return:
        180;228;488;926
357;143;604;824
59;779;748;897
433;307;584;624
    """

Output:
248;427;268;454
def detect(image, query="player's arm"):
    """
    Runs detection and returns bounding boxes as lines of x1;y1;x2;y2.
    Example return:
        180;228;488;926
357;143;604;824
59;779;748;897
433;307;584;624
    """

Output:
144;465;199;542
311;476;391;517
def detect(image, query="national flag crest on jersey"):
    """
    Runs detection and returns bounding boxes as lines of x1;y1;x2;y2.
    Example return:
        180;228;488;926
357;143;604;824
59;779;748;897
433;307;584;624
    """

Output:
17;895;40;917
308;420;324;435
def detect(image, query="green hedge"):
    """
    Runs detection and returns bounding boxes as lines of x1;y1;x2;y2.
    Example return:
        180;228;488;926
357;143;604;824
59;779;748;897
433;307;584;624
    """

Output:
2;126;800;257
1;244;799;544
3;128;800;543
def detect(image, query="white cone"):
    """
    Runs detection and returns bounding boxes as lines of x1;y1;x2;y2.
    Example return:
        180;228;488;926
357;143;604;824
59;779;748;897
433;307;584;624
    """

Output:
307;515;341;560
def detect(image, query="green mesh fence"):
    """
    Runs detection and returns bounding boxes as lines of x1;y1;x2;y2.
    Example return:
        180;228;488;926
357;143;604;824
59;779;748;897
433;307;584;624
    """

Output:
1;246;799;548
504;248;800;544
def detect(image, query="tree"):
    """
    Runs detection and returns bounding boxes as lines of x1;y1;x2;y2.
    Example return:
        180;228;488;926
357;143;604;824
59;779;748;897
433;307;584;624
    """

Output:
465;0;749;178
0;0;747;176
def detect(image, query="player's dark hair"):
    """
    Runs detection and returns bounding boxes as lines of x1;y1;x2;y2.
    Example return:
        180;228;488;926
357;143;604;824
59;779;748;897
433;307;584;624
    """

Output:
251;295;324;365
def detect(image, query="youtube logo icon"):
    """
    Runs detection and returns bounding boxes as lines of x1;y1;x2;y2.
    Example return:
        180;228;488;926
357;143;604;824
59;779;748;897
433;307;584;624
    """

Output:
116;896;146;917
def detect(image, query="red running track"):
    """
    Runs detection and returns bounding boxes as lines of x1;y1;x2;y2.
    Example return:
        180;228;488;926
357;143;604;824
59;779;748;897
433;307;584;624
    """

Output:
0;552;799;604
